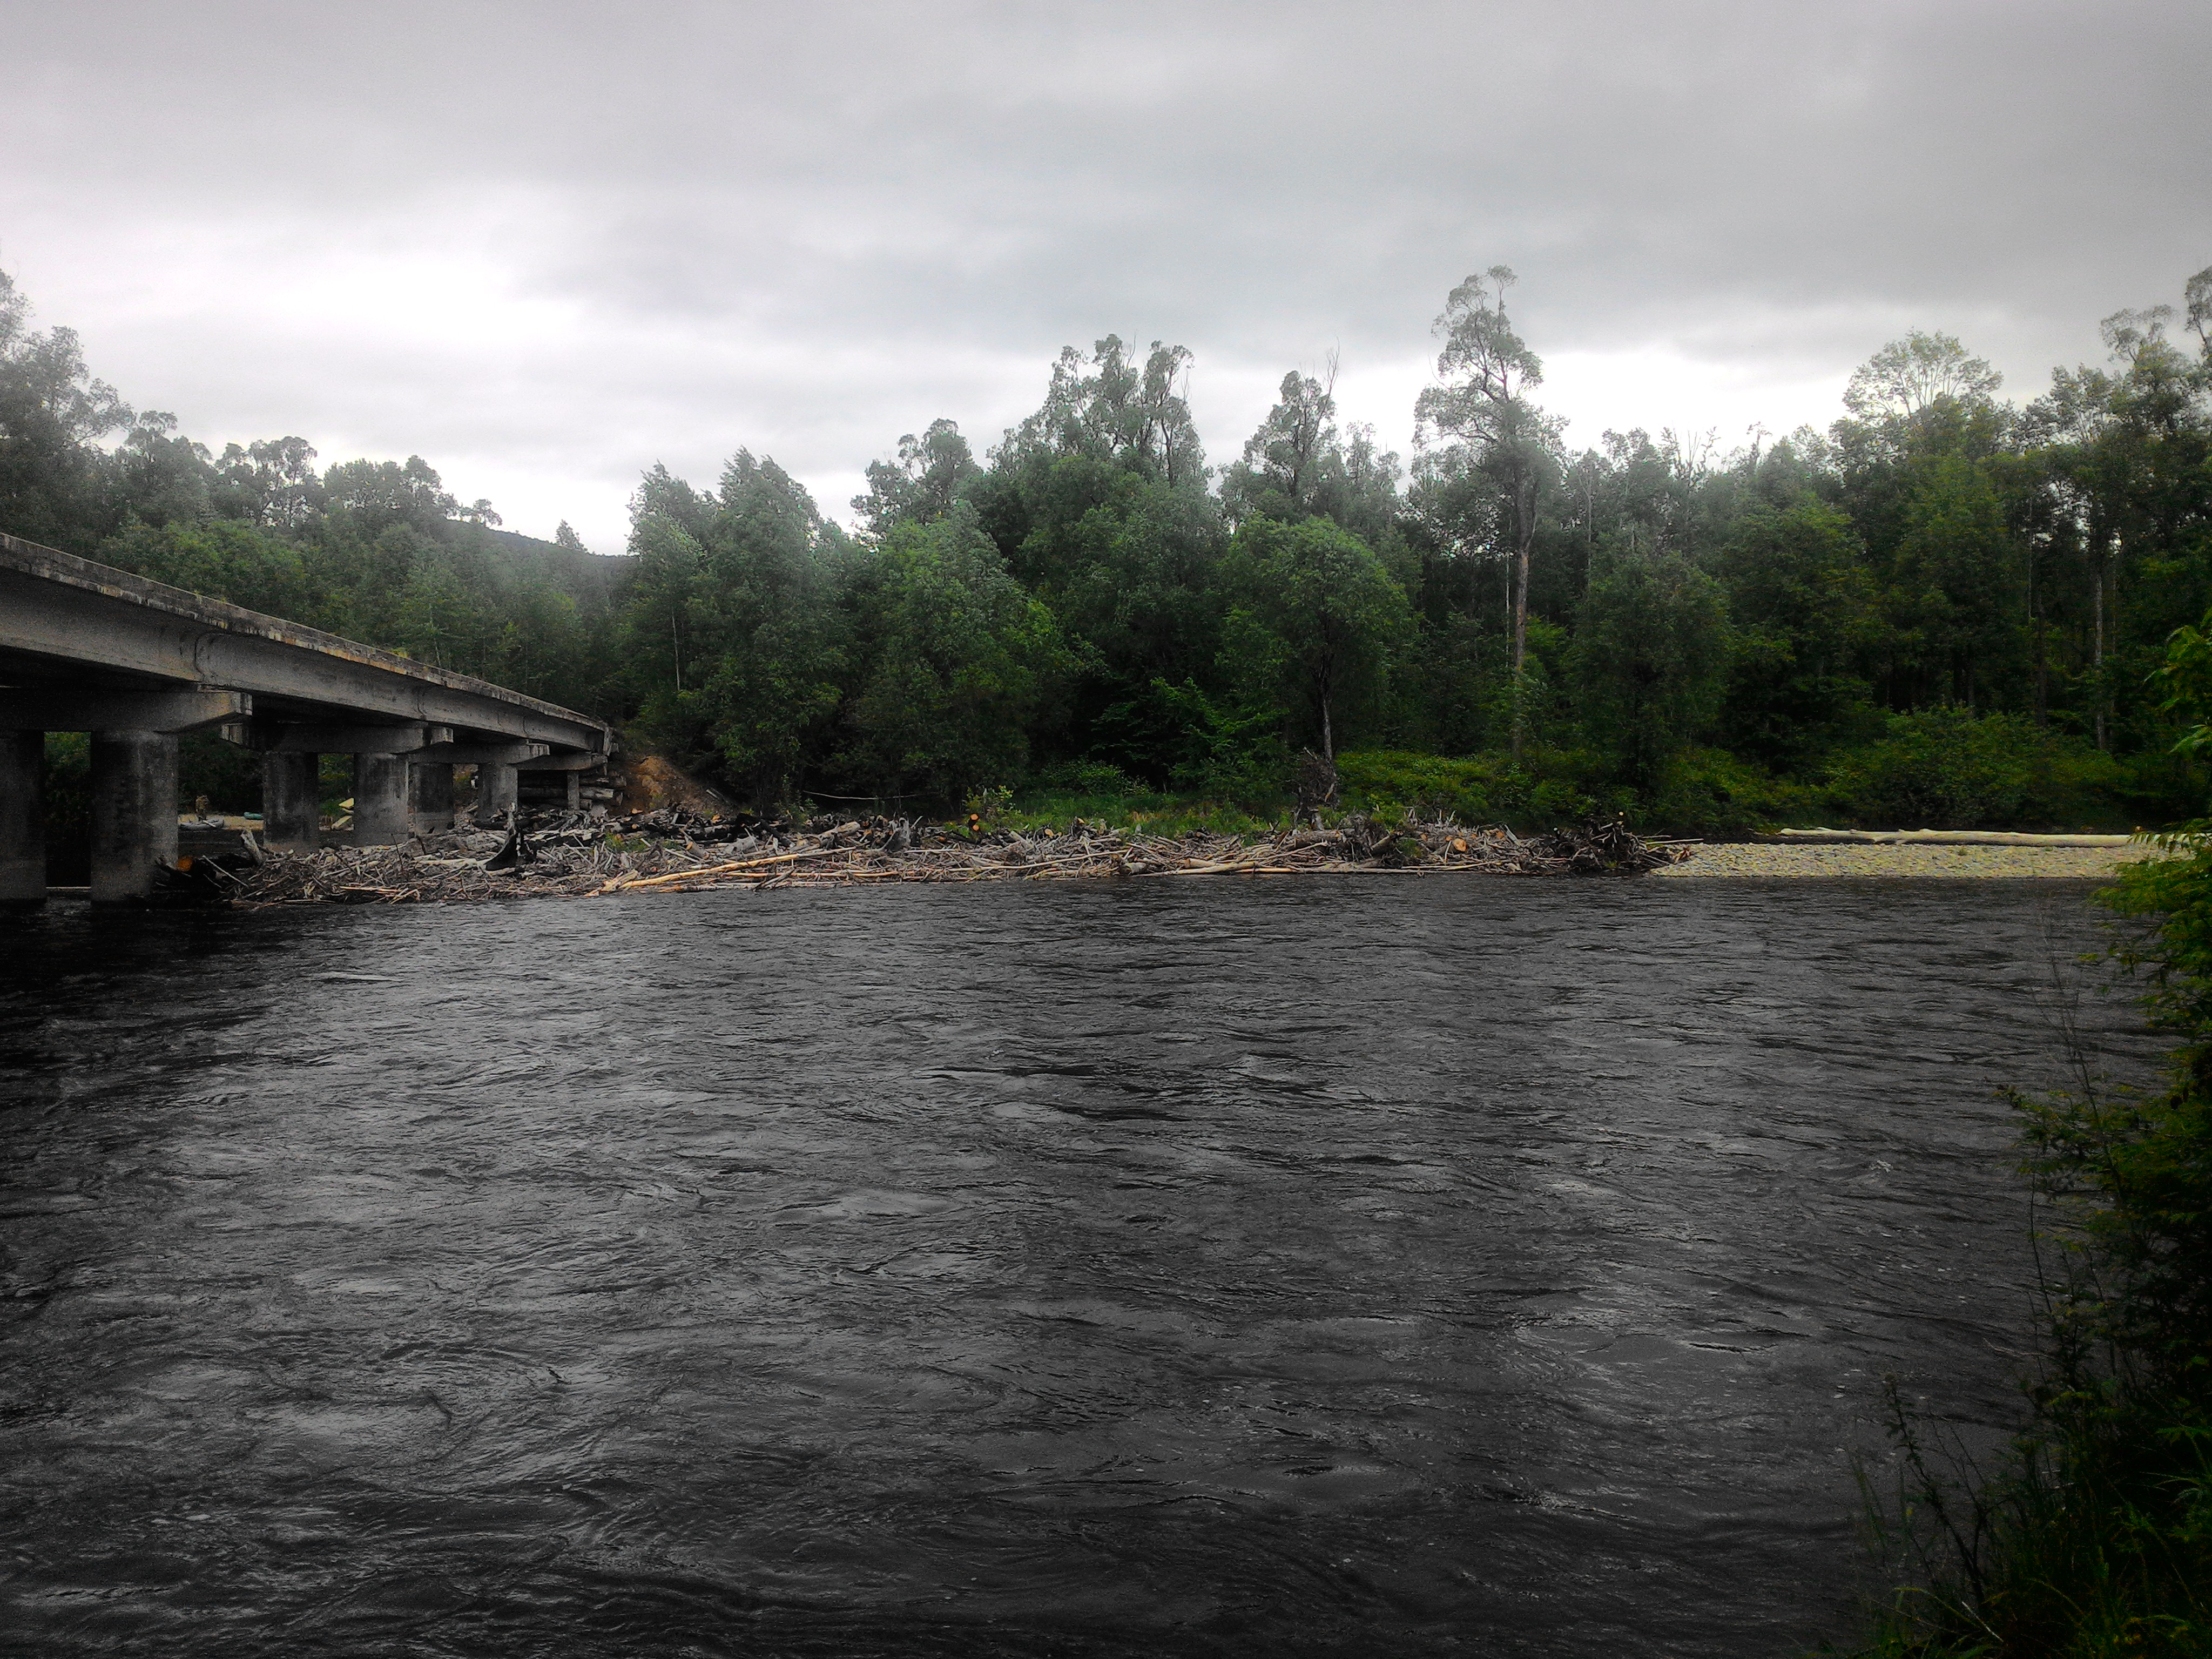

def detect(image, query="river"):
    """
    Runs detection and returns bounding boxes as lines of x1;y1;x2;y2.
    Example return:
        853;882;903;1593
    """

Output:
0;878;2161;1656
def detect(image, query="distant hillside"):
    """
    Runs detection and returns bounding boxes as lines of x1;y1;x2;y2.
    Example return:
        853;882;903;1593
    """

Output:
487;527;636;604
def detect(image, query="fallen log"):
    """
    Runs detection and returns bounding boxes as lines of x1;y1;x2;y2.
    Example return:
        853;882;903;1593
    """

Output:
606;846;849;890
1767;827;2137;847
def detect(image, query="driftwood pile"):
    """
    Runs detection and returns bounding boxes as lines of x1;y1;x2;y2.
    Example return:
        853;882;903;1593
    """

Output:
223;810;1692;908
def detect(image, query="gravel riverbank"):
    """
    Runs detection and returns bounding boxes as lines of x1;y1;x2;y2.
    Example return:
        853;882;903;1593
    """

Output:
1662;842;2156;879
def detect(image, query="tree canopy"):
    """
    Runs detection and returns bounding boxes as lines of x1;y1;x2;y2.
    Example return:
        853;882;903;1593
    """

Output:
6;258;2210;826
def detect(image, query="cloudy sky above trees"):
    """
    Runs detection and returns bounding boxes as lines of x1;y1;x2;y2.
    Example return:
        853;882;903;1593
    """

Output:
3;0;2206;550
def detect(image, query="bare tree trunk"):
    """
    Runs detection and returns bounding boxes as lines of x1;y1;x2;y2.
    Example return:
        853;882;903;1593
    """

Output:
1509;473;1533;760
2031;543;2047;727
2092;557;2107;752
1320;692;1334;765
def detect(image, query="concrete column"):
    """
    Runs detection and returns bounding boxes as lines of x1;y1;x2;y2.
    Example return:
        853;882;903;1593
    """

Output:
261;750;320;851
89;730;179;904
564;772;582;811
0;731;44;906
477;761;518;823
409;761;454;832
353;752;412;846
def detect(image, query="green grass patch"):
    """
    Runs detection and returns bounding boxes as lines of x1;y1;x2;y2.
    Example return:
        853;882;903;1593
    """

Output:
1001;781;1284;840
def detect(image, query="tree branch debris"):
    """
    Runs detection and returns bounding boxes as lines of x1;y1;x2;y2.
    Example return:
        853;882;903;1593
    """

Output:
224;808;1693;907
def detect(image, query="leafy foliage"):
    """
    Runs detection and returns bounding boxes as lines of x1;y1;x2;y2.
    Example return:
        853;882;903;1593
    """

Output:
4;258;2211;826
1830;710;2122;830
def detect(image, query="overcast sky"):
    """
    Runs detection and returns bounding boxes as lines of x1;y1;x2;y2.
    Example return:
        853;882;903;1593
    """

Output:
3;1;2207;550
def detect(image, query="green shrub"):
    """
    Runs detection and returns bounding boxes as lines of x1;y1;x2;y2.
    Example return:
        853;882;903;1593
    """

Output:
1033;759;1137;797
1335;750;1500;822
1643;747;1830;835
1338;744;1845;834
1829;709;2123;830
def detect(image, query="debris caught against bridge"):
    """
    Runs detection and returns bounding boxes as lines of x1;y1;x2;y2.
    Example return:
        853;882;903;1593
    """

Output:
0;531;611;903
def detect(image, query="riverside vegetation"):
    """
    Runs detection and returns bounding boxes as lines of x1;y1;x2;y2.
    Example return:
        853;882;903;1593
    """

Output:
6;263;2211;838
1837;623;2212;1657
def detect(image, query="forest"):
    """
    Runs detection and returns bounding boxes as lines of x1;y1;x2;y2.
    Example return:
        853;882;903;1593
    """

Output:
5;261;2209;832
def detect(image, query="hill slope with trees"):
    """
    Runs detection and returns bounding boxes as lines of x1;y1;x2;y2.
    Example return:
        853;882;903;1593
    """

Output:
5;262;2208;830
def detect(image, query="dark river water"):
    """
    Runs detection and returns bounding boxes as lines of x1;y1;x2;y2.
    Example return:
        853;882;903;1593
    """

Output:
0;879;2162;1657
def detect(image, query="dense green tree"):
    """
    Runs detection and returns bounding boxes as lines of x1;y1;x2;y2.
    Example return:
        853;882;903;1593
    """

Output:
623;451;849;809
0;269;135;549
1218;517;1413;761
1414;267;1563;750
8;255;2212;826
995;335;1206;485
846;505;1069;800
1223;363;1405;549
1222;366;1339;523
852;418;982;537
210;436;324;528
1714;497;1877;767
1569;543;1729;791
101;517;324;624
1886;454;2026;710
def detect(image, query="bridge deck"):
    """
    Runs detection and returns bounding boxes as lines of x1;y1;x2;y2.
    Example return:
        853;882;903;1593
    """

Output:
0;531;609;753
1;529;615;900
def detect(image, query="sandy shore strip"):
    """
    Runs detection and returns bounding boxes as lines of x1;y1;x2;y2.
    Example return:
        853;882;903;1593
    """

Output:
1660;841;2160;879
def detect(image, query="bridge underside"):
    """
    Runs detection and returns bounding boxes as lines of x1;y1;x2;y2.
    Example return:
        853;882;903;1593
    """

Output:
0;532;612;903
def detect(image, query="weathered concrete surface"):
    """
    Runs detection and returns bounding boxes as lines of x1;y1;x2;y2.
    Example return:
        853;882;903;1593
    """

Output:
260;751;320;851
0;688;251;733
418;739;548;765
0;731;42;904
477;761;518;820
0;532;609;757
249;722;447;754
89;730;179;904
353;753;412;847
409;761;455;833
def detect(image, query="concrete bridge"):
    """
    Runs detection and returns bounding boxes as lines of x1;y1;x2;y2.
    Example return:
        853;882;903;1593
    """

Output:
0;531;613;903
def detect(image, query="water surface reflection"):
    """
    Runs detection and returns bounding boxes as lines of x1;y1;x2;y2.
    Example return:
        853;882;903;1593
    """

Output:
0;880;2155;1655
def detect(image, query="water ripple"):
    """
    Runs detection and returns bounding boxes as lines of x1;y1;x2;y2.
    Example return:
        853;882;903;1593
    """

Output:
0;879;2162;1656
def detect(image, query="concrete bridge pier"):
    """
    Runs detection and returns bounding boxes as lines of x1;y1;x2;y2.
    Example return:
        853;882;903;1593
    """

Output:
5;534;611;878
476;761;518;823
409;761;455;832
1;731;43;906
2;689;247;904
416;741;543;827
353;753;413;846
89;730;180;904
260;751;320;851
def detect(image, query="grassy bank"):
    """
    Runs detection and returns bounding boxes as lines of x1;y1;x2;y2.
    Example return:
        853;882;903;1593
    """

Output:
1839;838;2212;1655
972;719;2190;844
